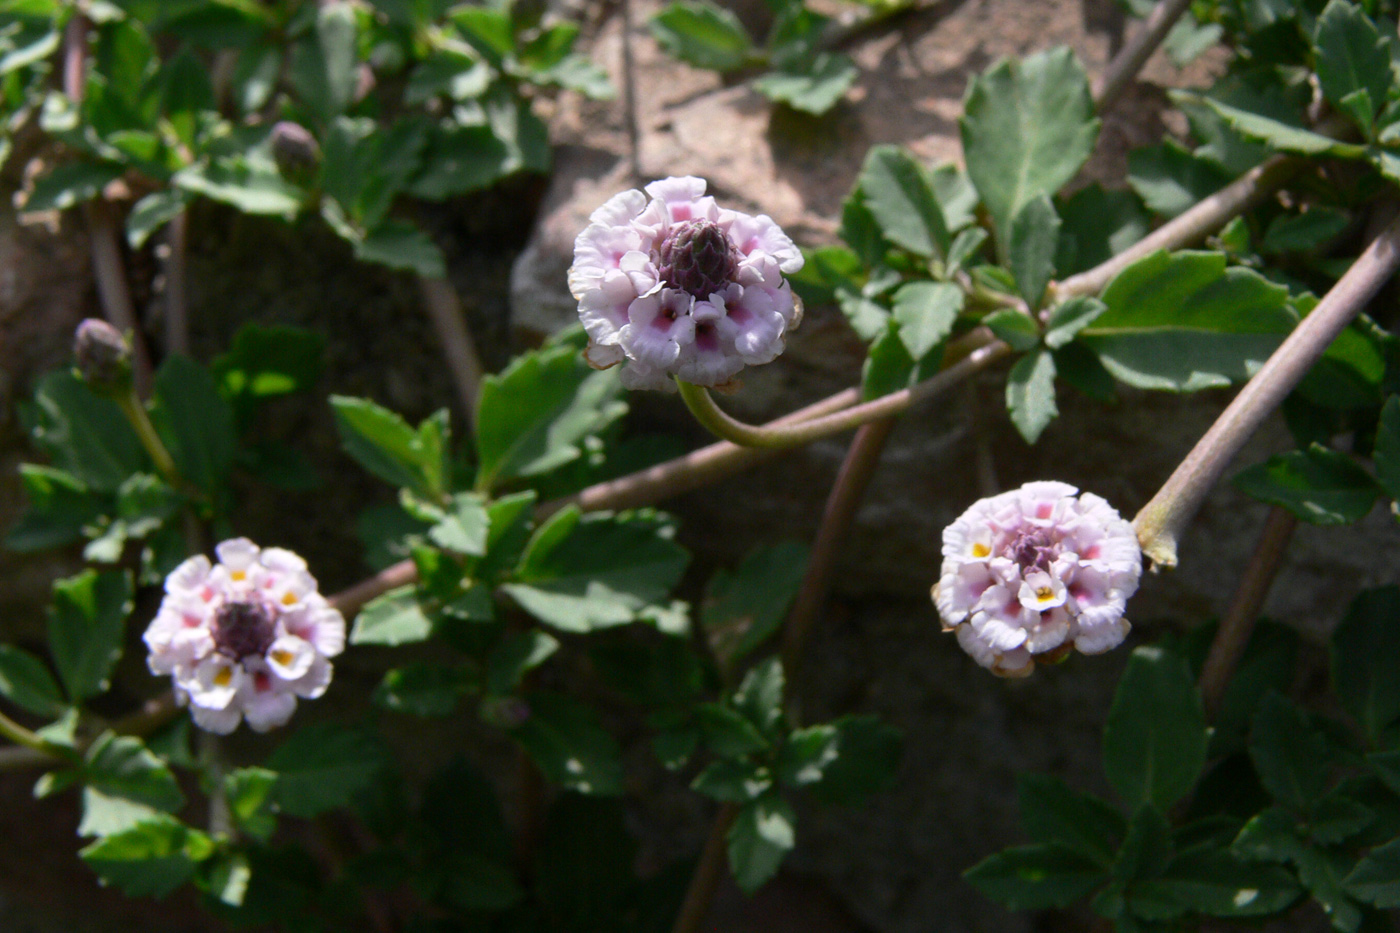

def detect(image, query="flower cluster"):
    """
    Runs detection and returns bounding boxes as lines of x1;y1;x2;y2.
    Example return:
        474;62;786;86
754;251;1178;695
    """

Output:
144;539;346;734
569;176;804;390
933;482;1142;677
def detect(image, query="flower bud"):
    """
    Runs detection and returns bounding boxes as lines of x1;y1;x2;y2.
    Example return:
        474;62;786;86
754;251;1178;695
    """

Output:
73;318;132;397
270;121;321;185
657;219;739;298
932;481;1142;677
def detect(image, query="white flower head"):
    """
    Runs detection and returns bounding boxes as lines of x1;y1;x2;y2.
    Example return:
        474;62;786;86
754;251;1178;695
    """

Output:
144;538;345;734
932;482;1142;677
568;176;803;391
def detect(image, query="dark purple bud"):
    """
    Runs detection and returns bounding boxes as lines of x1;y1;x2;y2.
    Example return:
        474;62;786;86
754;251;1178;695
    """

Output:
270;122;321;184
656;219;739;298
212;602;277;661
73;318;132;397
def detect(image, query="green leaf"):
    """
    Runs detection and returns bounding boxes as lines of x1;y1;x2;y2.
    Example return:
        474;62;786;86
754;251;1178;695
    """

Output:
224;767;277;841
1372;397;1400;502
1205;98;1366;156
775;725;838;789
408;124;513;200
350;585;433;646
84;732;184;815
1249;692;1332;810
701;541;809;665
1018;773;1126;867
1055;184;1150;276
1309;791;1373;844
1081;250;1295;391
27;371;145;492
1103;647;1208;812
510;691;623;795
1009;195;1060;308
152;355;236;499
353;220;446;279
752;53;857;115
727;793;796;894
1261;207;1351;253
78;788;162;839
984;309;1041;352
1346;835;1400;907
960;47;1099;249
172;157;303;218
1006;349;1058;444
487;631;560;695
1314;0;1391;125
373;665;475;717
856;145;951;259
838;288;892;343
1044;296;1106;350
1332;586;1400;744
80;815;209;898
1127;140;1233;219
693;758;772;802
288;1;359;123
733;658;784;738
0;644;64;717
891;281;962;360
964;843;1108;910
428;492;490;556
23;161;124;213
804;714;902;806
696;703;771;757
1234;445;1379;525
5;465;104;553
649;0;753;71
125;188;191;249
1158;849;1301;917
264;722;388;819
212;323;325;417
475;344;627;491
329;396;445;499
502;508;689;633
48;570;132;702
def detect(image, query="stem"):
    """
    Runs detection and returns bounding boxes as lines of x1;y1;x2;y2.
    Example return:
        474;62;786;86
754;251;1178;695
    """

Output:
165;210;190;356
199;731;232;837
1198;506;1297;717
619;0;642;179
1092;0;1195;112
0;708;68;758
676;338;1013;449
1054;156;1302;301
1134;214;1400;567
116;390;179;486
418;276;485;432
670;802;738;933
327;558;418;618
781;418;897;694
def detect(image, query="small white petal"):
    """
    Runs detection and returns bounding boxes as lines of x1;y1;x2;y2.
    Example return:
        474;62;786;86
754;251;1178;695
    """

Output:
187;657;244;710
215;538;261;571
265;635;316;680
190;703;242;735
165;555;211;596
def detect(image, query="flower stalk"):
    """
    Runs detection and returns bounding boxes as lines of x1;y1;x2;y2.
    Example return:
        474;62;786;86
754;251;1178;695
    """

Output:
1133;213;1400;568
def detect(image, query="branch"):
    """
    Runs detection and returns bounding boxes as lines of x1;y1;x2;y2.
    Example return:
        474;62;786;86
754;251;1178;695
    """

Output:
418;276;485;432
165;209;190;356
669;802;738;933
1092;0;1196;112
1134;213;1400;567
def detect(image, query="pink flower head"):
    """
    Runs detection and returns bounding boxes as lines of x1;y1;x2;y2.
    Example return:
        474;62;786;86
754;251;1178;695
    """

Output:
932;482;1142;677
144;538;345;734
568;176;803;391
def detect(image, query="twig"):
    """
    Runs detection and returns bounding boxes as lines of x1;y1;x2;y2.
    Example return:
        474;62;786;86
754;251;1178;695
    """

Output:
165;210;190;356
669;802;738;933
781;417;897;693
619;0;642;180
1054;156;1302;300
418;276;485;432
1092;0;1196;112
327;558;419;618
1134;214;1400;568
1198;506;1297;717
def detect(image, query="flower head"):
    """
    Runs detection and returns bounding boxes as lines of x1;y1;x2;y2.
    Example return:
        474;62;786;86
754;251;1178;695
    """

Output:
568;176;803;391
144;538;345;734
932;482;1142;677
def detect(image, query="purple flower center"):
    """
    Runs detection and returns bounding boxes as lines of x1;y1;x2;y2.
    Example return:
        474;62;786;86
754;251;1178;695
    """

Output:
656;220;738;298
212;602;276;660
1010;528;1058;572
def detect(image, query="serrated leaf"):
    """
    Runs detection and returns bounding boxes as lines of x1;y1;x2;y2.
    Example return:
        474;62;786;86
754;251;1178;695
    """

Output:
701;541;809;665
1018;773;1126;867
428;492;490;556
1233;445;1380;525
1332;586;1400;745
1346;835;1400;907
350;585;433;646
1249;692;1332;810
5;465;104;553
1103;647;1208;812
805;715;901;806
224;767;277;840
727;793;795;894
693;758;772;802
1157;849;1301;917
1009;195;1060;308
80;815;209;898
1127;140;1233;219
856;145;950;259
891;281;962;360
0;644;65;717
330;396;445;499
152;355;236;499
1006;349;1058;444
353;221;445;278
984;309;1041;351
501;508;689;633
960;47;1099;250
649;0;753;71
264;722;388;819
48;570;132;702
27;371;145;493
288;1;359;123
964;843;1108;910
1044;296;1106;349
752;53;856;115
84;732;184;816
487;631;559;695
126;189;191;249
23;161;124;213
1314;0;1391;125
1205;98;1366;156
696;703;771;757
510;691;623;795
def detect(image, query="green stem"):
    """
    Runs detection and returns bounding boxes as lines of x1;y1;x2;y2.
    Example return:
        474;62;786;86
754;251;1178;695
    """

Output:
116;390;179;486
1133;214;1400;567
0;708;68;759
676;336;1013;449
